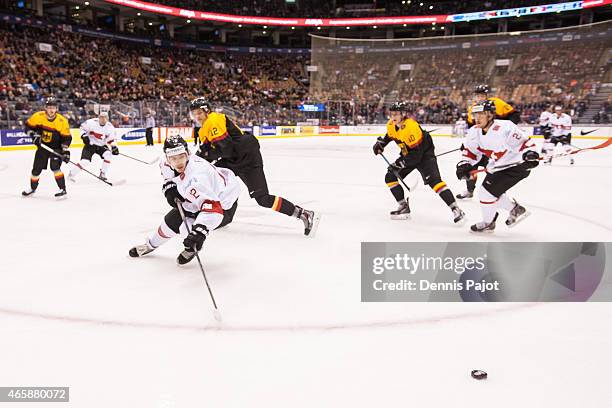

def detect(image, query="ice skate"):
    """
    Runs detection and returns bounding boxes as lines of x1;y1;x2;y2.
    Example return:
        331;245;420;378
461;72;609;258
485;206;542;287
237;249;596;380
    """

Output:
455;190;474;199
294;206;321;237
54;189;67;199
451;204;466;224
470;213;498;233
390;199;411;220
129;241;155;258
505;201;531;228
177;248;197;265
21;188;36;197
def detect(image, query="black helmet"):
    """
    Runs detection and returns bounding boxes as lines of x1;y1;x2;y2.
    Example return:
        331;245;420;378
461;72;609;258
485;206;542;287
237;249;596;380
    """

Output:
389;102;410;113
474;84;490;95
44;97;58;107
472;99;496;114
163;136;189;157
189;97;212;113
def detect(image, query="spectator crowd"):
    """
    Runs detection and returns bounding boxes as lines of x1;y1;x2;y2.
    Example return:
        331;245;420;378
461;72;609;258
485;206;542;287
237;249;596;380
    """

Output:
1;20;610;129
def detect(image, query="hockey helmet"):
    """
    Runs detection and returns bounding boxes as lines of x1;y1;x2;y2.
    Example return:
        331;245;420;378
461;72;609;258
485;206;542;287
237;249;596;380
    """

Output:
164;135;189;157
389;102;411;113
474;84;490;95
471;100;496;115
189;97;212;113
44;97;58;107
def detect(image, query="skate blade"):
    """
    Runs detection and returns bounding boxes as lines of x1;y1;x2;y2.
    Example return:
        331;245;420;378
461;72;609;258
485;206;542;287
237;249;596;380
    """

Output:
506;211;531;228
454;216;467;226
55;194;68;201
469;228;495;234
390;214;411;220
306;213;322;238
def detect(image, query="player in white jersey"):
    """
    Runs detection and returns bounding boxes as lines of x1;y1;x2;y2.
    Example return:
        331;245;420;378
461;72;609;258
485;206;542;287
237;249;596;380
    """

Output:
129;136;240;265
544;106;574;165
456;100;539;233
453;114;468;138
68;112;119;181
538;104;554;144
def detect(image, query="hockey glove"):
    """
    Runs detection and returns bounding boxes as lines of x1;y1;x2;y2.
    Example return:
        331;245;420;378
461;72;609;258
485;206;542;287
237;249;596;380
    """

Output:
162;181;184;208
183;224;208;251
29;131;41;146
111;145;119;155
387;157;407;173
82;135;91;146
522;150;540;169
372;137;388;155
60;146;71;163
456;160;475;180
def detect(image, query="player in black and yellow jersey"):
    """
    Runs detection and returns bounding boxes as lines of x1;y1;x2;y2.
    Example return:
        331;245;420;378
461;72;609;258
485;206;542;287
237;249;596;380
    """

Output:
22;97;72;198
458;84;521;199
189;98;320;237
373;102;465;223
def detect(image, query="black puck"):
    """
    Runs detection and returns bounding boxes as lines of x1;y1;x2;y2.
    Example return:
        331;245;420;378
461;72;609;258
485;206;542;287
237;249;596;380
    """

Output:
471;370;487;380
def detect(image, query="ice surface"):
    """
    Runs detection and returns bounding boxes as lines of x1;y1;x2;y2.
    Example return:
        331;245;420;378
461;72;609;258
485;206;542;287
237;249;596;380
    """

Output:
0;136;610;407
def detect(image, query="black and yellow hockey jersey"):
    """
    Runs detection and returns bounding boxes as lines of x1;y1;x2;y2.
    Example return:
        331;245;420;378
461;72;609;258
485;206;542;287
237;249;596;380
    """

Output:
382;118;435;167
467;97;519;125
197;112;260;169
25;111;72;148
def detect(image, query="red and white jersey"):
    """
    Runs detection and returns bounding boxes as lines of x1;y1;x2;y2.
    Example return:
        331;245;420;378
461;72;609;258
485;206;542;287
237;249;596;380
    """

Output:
160;155;240;230
463;119;536;173
539;110;553;127
550;113;572;136
80;118;116;146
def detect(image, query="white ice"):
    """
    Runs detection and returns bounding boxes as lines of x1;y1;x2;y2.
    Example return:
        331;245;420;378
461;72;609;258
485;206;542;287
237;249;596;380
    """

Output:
0;136;611;407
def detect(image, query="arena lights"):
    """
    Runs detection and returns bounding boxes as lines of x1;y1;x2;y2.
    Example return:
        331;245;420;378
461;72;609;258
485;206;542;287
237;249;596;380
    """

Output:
101;0;612;27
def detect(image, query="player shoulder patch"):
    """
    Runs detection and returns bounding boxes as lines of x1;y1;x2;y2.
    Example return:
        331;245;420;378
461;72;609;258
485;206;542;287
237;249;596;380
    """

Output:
493;125;500;131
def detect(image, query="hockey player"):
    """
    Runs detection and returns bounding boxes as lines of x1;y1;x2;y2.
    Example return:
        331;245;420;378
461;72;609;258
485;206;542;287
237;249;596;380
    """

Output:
68;112;119;181
458;85;520;199
373;102;465;223
189;97;320;236
22;97;72;198
456;100;539;233
453;114;468;138
129;136;240;264
544;106;573;165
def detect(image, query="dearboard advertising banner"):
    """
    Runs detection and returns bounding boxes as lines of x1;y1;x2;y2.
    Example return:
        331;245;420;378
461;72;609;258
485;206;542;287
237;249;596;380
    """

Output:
261;126;277;136
279;126;298;136
119;128;147;141
300;126;317;136
319;125;340;134
0;129;32;146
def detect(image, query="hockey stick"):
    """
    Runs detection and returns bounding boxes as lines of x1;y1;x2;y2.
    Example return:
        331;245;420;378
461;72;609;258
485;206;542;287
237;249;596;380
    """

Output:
435;147;463;158
39;143;117;186
174;197;222;322
118;152;160;165
470;137;612;175
380;152;412;192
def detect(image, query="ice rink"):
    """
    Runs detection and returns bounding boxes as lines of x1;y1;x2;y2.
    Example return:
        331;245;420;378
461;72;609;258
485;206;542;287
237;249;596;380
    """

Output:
1;135;611;407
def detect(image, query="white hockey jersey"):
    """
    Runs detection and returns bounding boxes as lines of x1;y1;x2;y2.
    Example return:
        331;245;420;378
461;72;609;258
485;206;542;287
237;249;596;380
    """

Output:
539;111;553;127
80;118;116;146
462;119;537;173
453;119;467;138
160;155;241;230
550;113;572;137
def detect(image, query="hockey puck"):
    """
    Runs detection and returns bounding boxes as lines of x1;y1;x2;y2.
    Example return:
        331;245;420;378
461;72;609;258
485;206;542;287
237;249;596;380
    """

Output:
471;370;487;380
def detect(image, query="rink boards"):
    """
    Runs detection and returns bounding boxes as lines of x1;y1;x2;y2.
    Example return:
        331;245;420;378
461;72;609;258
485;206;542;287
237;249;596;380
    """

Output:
0;124;609;151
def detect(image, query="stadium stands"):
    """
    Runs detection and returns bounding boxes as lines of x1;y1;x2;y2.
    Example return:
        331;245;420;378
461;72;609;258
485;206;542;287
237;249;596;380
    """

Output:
1;19;610;128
